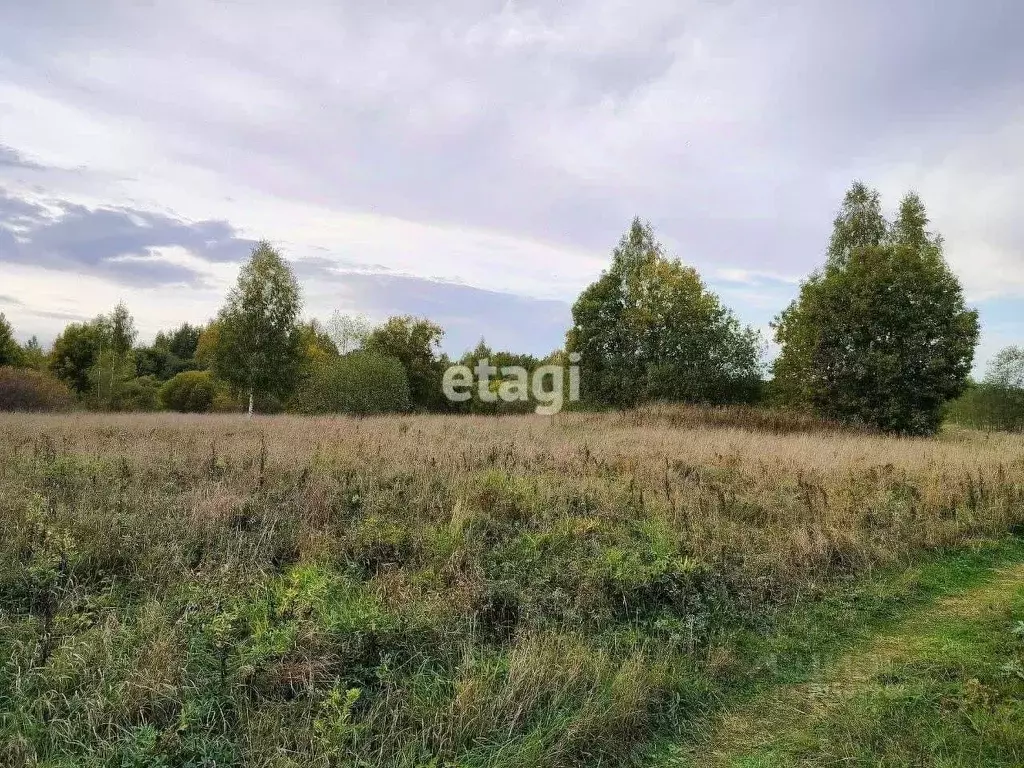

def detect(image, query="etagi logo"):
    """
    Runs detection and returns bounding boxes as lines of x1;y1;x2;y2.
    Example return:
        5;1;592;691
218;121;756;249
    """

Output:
442;353;581;415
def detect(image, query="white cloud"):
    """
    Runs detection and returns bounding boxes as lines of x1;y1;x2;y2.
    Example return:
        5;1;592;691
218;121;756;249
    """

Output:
1;0;1023;363
873;107;1024;301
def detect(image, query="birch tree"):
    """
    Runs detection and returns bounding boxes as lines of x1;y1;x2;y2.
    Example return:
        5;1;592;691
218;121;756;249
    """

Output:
213;242;303;415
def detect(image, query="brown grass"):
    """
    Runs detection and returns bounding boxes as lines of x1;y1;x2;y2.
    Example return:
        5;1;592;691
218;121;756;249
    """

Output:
1;406;1023;766
3;408;1020;580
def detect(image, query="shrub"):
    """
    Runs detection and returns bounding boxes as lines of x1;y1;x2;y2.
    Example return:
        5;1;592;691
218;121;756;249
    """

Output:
119;375;162;412
945;383;1024;432
0;366;75;411
159;370;218;413
291;351;410;415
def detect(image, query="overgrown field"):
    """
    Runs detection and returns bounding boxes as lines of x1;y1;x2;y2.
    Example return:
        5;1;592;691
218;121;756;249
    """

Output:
1;408;1023;767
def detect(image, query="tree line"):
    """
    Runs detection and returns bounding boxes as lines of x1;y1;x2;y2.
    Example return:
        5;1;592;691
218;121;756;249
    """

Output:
0;243;561;418
1;182;1021;434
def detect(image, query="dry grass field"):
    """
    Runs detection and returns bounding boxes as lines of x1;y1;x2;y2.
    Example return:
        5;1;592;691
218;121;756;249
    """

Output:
1;407;1023;766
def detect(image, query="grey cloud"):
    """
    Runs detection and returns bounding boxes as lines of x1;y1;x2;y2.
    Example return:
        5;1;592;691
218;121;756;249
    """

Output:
7;0;1020;283
0;145;45;171
0;188;257;287
293;254;394;277
27;308;89;322
1;0;1024;344
0;189;47;225
299;261;571;356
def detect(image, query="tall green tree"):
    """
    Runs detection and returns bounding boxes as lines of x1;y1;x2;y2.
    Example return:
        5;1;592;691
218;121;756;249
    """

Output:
167;323;202;361
567;218;763;408
20;336;47;371
365;316;446;411
773;182;891;405
88;302;139;409
213;242;303;415
773;185;979;434
889;191;935;252
50;320;107;395
0;313;22;367
106;301;137;357
89;349;138;410
826;181;888;267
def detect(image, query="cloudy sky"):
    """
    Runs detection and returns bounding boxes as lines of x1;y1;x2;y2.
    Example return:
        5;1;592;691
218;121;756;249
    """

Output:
1;0;1022;369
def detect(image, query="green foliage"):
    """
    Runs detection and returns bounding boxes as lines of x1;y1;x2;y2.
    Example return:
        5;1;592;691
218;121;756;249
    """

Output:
119;375;161;412
987;346;1024;390
159;370;218;413
825;181;889;267
453;338;541;414
49;319;107;394
946;347;1024;432
365;316;446;411
567;218;763;407
774;182;905;408
773;185;979;434
0;416;1023;766
328;311;373;355
136;322;203;381
88;304;139;410
19;336;47;371
194;321;219;370
88;348;138;411
0;366;75;411
213;242;303;411
49;303;140;398
296;318;339;377
291;351;411;415
166;322;201;361
0;313;22;367
808;245;976;434
107;301;137;356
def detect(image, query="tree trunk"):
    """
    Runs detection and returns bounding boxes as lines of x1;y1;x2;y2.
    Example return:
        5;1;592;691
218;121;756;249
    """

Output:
247;390;254;418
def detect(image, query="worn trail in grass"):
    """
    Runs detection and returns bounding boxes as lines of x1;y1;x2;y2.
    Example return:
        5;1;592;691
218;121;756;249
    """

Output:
661;560;1024;767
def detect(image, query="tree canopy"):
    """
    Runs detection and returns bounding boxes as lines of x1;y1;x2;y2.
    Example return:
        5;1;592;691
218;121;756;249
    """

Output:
985;346;1024;390
364;316;446;411
567;218;763;408
212;242;303;414
49;319;107;395
773;184;978;434
0;314;22;368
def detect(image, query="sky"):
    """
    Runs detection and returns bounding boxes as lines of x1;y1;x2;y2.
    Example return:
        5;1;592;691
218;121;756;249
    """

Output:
1;0;1022;370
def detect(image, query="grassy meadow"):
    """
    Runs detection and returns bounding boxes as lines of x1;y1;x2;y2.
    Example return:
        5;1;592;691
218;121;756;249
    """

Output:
1;407;1023;766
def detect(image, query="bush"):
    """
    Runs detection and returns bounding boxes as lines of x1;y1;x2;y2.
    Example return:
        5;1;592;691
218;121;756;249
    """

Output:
0;367;75;411
945;383;1024;432
119;376;161;412
291;351;410;415
159;371;218;413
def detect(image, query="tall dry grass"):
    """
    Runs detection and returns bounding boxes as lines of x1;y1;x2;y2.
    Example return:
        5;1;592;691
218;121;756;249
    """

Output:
0;407;1022;766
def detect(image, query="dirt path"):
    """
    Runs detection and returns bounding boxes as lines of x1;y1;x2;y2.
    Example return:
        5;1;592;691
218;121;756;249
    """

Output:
660;562;1024;768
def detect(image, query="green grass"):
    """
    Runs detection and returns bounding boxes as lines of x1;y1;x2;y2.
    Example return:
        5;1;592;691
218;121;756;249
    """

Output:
690;569;1024;767
646;539;1024;766
800;601;1024;767
2;412;1024;767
